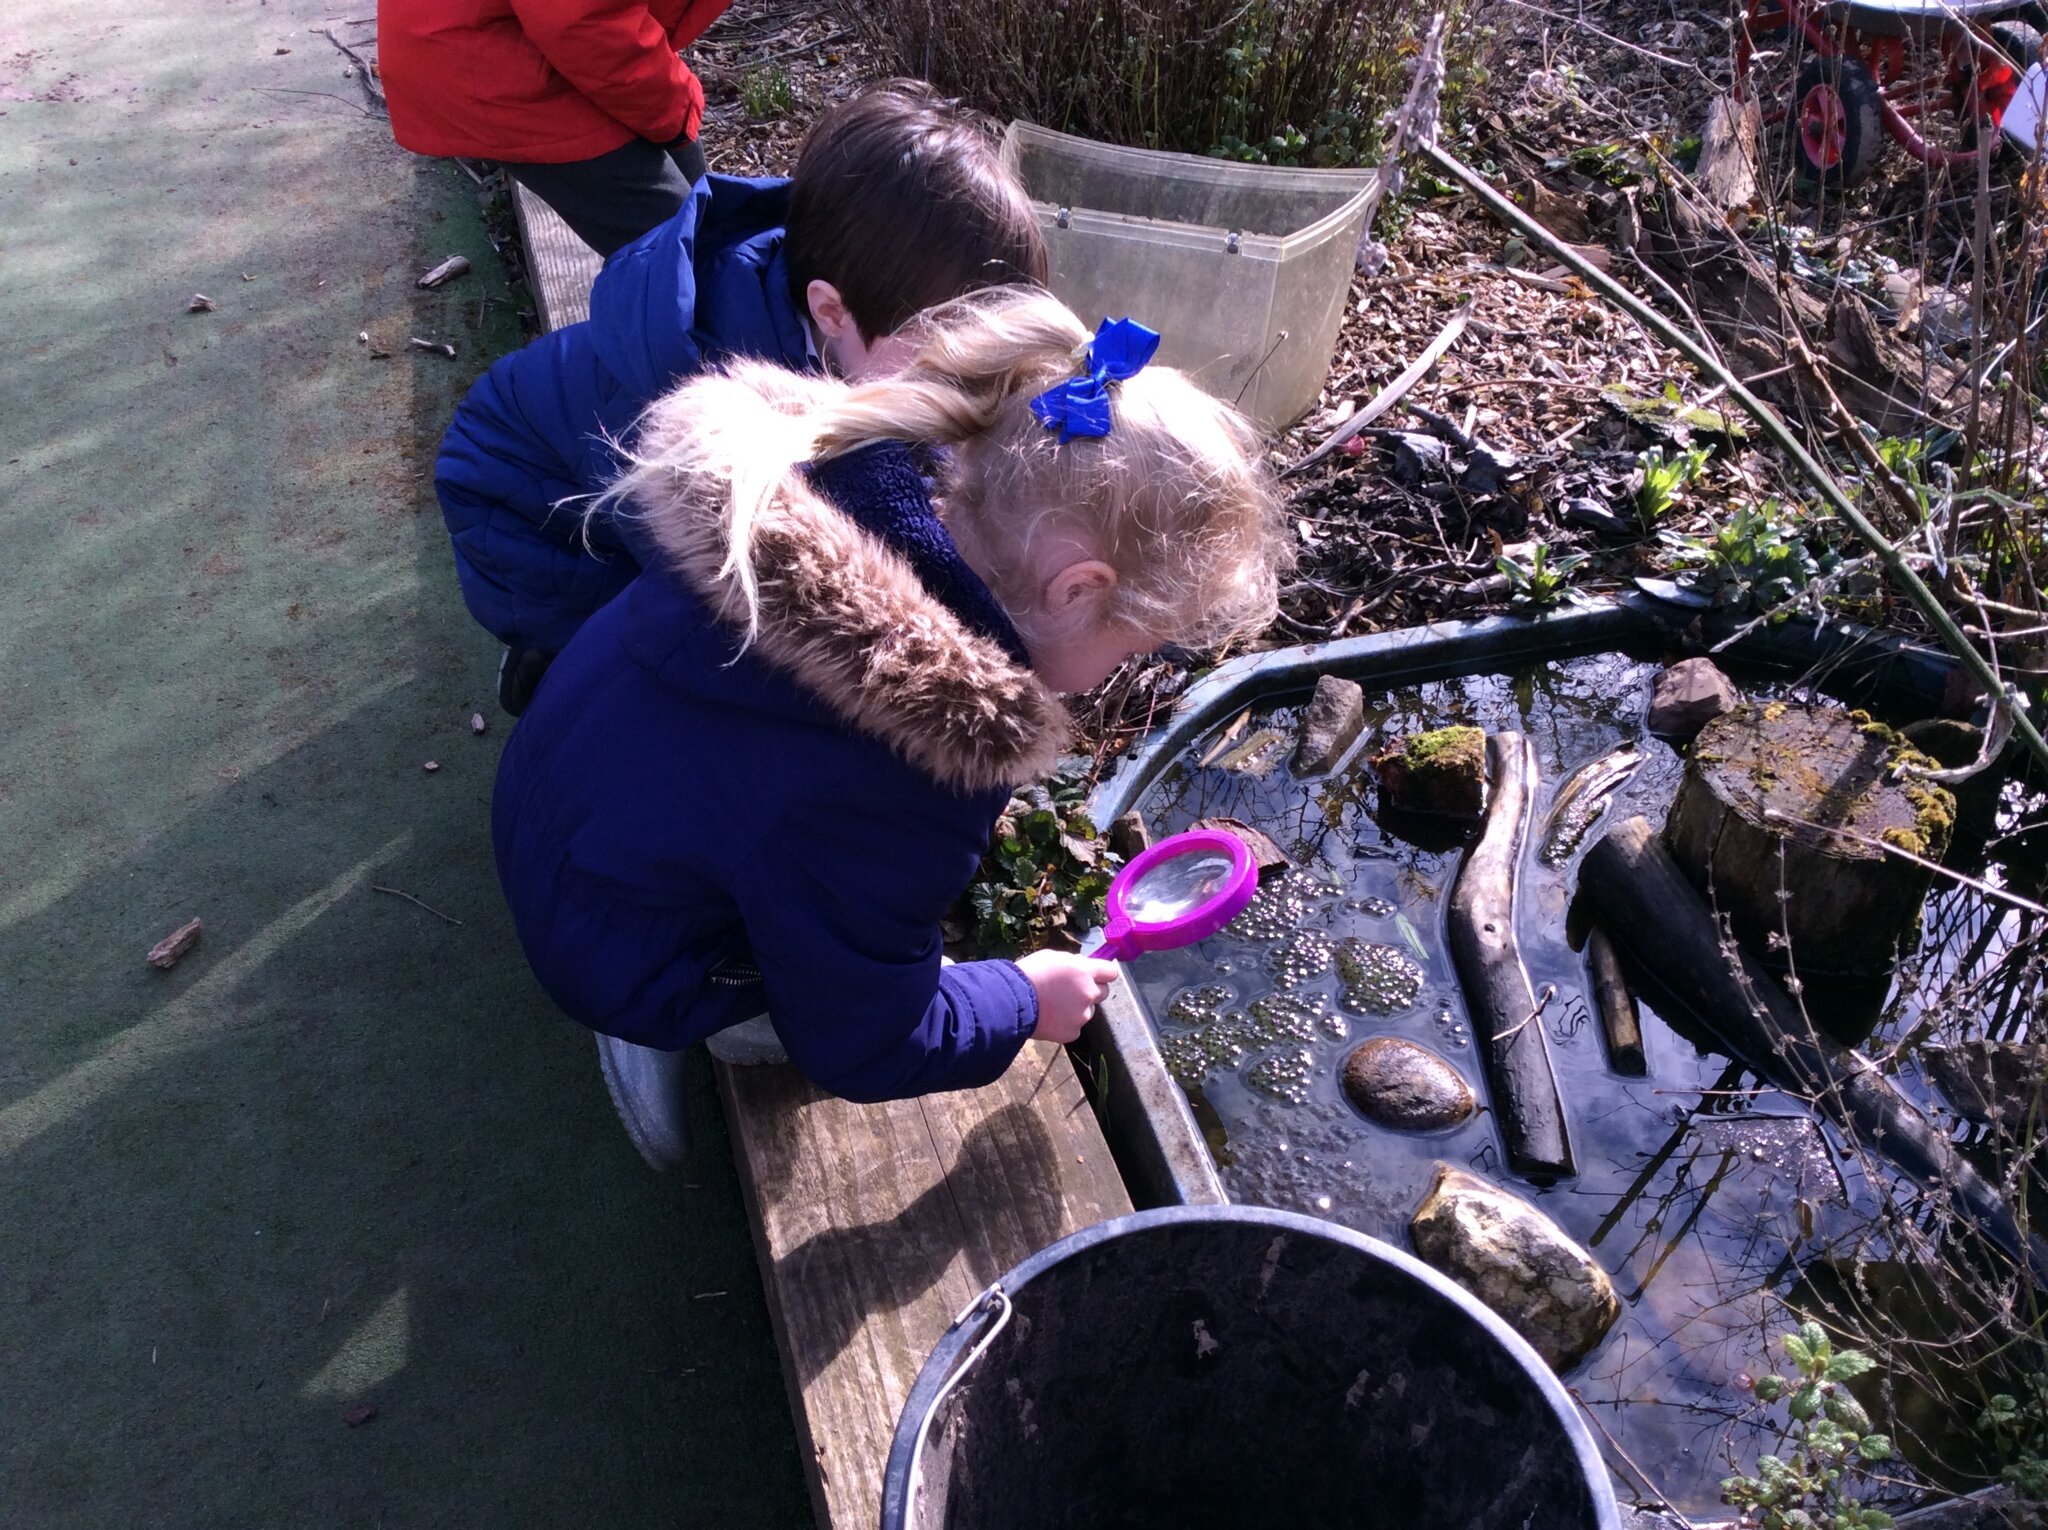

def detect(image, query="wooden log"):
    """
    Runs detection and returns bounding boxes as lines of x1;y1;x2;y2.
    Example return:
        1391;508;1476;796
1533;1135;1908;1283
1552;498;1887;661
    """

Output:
1448;732;1574;1180
1583;816;2047;1282
1665;702;1955;975
1585;927;1645;1076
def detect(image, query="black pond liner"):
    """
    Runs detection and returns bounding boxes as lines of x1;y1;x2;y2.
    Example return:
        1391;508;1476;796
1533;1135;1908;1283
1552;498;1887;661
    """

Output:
1075;593;1963;1212
880;1205;1622;1530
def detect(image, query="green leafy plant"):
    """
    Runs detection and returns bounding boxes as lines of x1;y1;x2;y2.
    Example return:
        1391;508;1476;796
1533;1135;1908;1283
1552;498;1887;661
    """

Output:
1979;1372;2048;1502
739;65;796;119
1721;1323;1896;1530
1636;443;1712;523
1497;541;1589;611
959;760;1118;958
1661;500;1829;614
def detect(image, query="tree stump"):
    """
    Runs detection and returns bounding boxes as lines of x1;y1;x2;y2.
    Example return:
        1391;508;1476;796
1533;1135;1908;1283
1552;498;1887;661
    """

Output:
1664;702;1955;975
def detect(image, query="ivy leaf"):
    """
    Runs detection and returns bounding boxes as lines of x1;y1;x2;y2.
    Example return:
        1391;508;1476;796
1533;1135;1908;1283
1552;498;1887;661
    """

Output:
1856;1434;1891;1462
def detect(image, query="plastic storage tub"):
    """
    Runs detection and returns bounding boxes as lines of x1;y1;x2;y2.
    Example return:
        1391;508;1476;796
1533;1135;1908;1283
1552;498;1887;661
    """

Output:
1000;122;1378;433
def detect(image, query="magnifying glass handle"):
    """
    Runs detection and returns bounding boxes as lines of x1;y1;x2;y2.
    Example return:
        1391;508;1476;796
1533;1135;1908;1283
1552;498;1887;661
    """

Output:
1084;920;1135;963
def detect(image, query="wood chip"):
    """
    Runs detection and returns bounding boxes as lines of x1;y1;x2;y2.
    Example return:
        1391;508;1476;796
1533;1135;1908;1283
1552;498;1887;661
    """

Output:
422;760;440;774
407;337;456;358
146;917;204;970
415;255;471;289
469;712;487;735
187;294;217;313
342;1403;379;1428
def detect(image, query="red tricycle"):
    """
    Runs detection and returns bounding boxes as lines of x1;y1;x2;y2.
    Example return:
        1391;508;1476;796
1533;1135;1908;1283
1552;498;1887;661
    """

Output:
1738;0;2041;185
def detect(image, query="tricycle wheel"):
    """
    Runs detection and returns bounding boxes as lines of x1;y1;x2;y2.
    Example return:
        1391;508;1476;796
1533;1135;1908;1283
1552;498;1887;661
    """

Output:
1792;55;1885;189
1958;21;2040;147
1988;19;2042;71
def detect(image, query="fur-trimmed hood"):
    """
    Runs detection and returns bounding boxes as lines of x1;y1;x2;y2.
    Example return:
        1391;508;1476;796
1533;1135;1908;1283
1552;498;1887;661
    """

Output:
629;437;1068;798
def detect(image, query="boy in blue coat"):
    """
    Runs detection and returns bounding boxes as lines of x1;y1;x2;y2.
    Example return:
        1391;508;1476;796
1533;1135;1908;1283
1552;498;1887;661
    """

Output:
436;82;1048;711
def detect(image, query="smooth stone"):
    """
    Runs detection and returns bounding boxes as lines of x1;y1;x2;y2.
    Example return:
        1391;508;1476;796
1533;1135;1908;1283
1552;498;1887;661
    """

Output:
1646;657;1738;742
1292;674;1365;776
1409;1164;1620;1373
1341;1037;1475;1130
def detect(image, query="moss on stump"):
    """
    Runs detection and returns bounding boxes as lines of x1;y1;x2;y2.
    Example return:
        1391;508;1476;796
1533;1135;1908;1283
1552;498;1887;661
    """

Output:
1664;701;1955;976
1371;725;1488;819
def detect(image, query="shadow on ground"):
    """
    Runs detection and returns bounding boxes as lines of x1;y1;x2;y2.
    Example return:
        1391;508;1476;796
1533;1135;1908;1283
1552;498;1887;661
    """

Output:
0;3;807;1522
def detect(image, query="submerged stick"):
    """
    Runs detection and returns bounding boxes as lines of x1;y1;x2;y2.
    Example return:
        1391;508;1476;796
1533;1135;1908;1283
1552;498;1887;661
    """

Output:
1448;732;1575;1179
1582;816;2047;1282
1585;926;1645;1076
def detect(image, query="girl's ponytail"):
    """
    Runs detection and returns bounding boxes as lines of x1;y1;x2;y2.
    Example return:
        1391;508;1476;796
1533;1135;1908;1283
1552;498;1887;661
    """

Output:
603;285;1286;661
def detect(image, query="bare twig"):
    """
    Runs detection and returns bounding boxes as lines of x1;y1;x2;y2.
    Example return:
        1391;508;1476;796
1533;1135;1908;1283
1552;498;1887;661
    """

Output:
311;26;387;112
371;884;464;926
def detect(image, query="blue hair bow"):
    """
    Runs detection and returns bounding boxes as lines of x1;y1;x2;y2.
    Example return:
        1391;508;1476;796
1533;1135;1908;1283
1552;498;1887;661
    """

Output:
1029;317;1161;443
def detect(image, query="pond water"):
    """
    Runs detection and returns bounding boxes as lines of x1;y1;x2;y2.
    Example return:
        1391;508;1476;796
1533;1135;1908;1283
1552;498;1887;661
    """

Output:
1122;651;2040;1518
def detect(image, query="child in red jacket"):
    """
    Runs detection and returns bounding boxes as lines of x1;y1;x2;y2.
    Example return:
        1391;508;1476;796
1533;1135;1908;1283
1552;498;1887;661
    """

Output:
378;0;731;256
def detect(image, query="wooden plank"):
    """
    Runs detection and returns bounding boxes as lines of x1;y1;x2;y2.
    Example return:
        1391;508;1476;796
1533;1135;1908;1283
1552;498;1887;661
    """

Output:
719;1041;1132;1530
511;180;601;332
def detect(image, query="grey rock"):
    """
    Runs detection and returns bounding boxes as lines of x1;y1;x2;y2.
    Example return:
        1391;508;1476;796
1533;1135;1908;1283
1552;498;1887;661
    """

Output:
1292;674;1366;776
1341;1037;1475;1130
1409;1165;1620;1372
1107;809;1151;861
1646;658;1738;742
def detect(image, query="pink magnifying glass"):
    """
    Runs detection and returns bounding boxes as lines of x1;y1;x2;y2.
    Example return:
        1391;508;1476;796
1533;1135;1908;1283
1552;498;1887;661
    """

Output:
1088;828;1261;962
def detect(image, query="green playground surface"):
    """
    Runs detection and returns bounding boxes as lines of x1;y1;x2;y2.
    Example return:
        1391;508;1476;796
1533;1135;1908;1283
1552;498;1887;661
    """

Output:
0;2;806;1523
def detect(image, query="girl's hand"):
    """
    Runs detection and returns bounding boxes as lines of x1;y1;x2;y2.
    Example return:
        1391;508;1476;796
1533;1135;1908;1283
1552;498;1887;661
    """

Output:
1014;949;1120;1044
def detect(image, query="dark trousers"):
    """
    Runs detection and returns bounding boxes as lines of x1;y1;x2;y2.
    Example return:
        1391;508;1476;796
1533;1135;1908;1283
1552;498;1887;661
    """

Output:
501;136;708;259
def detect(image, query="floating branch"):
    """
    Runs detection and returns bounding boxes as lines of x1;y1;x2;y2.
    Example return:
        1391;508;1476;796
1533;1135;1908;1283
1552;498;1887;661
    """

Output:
1448;731;1574;1180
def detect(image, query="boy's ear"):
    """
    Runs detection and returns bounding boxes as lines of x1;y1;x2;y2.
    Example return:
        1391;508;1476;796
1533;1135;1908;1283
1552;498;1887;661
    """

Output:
806;279;857;342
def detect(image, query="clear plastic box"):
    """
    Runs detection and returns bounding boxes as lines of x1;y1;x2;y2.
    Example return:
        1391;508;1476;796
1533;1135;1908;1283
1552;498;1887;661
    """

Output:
1001;122;1379;433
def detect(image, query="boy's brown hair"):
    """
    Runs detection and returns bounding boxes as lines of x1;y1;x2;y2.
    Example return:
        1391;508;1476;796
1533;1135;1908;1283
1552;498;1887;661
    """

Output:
784;81;1048;342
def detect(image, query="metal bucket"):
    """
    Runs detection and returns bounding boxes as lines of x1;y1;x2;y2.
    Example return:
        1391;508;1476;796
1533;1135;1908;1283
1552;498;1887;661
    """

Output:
881;1205;1623;1530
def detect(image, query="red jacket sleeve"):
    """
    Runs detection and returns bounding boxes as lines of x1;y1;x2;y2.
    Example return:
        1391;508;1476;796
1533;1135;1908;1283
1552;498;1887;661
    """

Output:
508;0;706;144
666;0;731;49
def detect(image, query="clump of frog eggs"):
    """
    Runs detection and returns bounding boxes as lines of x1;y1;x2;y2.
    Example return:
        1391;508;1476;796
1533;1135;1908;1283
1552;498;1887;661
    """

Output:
1161;883;1424;1101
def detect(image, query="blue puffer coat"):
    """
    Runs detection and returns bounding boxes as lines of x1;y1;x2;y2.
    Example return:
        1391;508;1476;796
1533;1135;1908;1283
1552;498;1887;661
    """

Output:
437;174;812;654
491;440;1071;1102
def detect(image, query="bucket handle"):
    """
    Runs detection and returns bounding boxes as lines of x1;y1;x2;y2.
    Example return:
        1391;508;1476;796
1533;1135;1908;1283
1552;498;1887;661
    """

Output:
902;1283;1014;1524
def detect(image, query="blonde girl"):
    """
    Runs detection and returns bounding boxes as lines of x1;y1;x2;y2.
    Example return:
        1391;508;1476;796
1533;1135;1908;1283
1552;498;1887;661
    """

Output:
491;286;1289;1168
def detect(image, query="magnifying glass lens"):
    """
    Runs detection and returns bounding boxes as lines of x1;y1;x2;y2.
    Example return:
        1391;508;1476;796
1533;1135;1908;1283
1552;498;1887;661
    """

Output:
1122;850;1238;925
